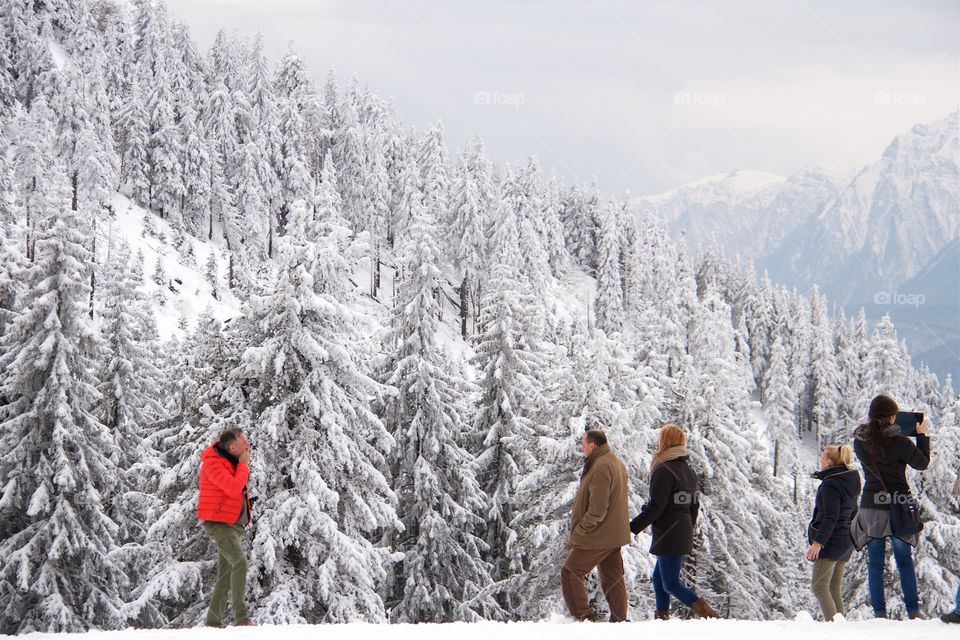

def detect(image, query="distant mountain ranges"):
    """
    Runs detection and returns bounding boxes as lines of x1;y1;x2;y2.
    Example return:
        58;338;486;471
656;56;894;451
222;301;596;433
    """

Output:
635;112;960;384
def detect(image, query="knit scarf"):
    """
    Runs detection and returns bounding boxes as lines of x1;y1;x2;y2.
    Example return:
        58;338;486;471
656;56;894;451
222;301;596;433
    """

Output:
651;445;689;474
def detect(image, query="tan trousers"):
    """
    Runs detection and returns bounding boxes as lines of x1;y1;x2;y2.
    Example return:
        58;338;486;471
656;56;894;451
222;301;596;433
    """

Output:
812;558;846;621
560;547;628;622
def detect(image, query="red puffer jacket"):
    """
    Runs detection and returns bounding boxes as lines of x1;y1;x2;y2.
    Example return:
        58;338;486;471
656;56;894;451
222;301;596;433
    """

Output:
197;442;251;525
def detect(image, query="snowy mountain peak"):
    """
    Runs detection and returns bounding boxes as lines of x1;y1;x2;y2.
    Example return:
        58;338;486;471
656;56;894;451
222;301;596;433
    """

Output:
886;110;959;161
633;113;959;381
641;169;786;206
792;111;960;292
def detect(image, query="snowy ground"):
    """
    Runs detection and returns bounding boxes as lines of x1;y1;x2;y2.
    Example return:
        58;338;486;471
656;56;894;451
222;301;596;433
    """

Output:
105;193;242;338
8;617;955;640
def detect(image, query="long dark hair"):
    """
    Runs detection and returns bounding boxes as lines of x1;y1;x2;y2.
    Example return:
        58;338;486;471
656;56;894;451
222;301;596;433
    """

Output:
862;395;898;456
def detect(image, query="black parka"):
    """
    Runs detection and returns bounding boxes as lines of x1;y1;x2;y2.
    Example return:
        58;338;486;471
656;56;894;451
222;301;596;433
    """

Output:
629;457;699;556
853;426;929;511
808;465;861;562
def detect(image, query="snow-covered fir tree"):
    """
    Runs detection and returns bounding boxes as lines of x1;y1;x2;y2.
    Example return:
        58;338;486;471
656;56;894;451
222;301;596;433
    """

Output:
471;206;545;613
0;173;127;634
448;133;495;336
380;186;502;622
223;194;402;623
763;333;798;479
594;201;624;335
96;239;166;543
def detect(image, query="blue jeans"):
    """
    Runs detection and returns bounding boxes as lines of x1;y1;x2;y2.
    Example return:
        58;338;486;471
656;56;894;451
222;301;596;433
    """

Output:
954;583;960;614
866;537;918;615
652;555;699;611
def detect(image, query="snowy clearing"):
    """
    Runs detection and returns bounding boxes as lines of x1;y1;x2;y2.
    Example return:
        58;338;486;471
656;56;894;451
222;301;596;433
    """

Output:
8;618;955;640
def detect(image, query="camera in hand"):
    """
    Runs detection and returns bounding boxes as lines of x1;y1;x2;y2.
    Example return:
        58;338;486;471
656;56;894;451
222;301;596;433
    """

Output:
894;411;924;437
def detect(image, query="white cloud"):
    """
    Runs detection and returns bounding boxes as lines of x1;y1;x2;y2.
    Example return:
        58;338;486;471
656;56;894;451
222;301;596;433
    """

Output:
168;0;960;196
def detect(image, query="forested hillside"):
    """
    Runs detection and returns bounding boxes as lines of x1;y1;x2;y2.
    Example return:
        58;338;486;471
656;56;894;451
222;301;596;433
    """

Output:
0;0;957;633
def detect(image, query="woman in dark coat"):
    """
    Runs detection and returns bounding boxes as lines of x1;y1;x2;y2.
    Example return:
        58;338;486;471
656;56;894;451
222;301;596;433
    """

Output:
806;444;860;621
630;424;719;620
850;394;930;619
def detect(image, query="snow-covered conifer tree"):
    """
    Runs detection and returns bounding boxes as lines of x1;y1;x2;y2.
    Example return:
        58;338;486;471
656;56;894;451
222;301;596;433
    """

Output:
382;183;502;622
594;202;624;335
472;196;544;612
222;186;401;622
0;174;126;633
448;133;494;335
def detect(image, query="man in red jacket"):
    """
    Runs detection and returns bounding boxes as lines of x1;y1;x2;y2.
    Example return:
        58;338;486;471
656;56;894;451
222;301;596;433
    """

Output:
198;428;254;627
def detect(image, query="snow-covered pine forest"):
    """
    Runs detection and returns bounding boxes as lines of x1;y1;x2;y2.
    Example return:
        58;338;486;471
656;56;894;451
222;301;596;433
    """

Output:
0;0;957;634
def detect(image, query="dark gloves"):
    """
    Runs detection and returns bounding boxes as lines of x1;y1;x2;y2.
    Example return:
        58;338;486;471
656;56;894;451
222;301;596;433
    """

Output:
629;515;643;535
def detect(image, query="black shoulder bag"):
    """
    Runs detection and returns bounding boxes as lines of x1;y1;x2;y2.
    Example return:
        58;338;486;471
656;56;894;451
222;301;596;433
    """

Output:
868;457;922;537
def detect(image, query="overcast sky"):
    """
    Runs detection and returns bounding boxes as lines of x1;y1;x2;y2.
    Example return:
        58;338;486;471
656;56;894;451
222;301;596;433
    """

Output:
167;0;960;197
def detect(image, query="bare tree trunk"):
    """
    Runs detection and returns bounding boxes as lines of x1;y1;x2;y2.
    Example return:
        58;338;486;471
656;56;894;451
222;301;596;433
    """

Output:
25;177;33;261
773;439;780;478
459;273;469;339
267;216;274;259
586;292;593;331
472;280;482;334
374;246;381;295
371;243;380;299
89;227;96;320
278;202;289;237
392;265;399;307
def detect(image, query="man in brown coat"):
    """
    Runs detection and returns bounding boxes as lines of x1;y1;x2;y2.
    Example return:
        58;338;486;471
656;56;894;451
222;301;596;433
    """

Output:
561;428;631;622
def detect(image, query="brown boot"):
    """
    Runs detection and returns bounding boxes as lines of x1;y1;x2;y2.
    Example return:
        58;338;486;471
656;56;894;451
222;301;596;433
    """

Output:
574;607;599;622
907;611;922;620
235;618;256;626
691;598;720;619
655;610;670;620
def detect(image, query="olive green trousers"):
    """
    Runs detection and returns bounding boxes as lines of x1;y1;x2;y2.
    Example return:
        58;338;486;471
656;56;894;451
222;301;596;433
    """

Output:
202;522;248;626
812;558;846;621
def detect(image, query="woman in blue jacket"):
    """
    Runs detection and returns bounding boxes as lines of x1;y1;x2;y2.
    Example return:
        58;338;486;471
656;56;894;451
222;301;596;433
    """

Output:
806;444;860;621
